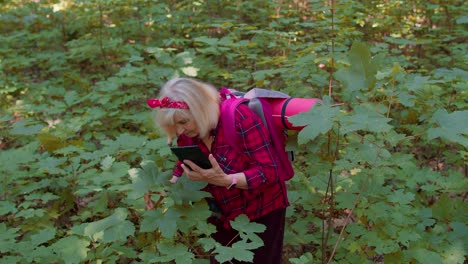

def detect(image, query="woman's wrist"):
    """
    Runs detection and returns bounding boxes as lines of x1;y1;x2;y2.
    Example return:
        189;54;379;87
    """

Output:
206;172;246;189
226;173;248;189
227;174;237;189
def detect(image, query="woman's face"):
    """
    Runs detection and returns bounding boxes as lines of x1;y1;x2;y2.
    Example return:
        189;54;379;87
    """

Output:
173;113;199;138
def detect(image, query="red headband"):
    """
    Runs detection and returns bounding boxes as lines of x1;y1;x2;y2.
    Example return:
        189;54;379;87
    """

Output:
147;97;190;109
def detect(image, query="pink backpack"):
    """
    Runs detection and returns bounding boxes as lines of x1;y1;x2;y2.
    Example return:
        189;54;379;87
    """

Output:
219;87;295;181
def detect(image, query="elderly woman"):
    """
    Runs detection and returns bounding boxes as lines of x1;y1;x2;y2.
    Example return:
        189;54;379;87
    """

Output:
147;77;290;264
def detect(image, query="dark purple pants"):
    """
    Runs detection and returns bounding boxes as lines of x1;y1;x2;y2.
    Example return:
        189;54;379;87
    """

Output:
210;208;286;264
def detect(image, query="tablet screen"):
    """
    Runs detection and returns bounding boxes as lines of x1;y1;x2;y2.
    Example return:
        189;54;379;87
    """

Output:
170;145;212;170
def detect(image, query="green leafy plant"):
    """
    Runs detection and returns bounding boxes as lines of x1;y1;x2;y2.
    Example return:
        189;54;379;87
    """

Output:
1;0;466;263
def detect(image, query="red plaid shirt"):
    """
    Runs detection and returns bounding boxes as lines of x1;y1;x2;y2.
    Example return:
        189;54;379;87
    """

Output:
173;103;289;227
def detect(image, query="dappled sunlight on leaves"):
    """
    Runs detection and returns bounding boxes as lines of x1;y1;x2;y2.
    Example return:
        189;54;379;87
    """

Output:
0;0;466;263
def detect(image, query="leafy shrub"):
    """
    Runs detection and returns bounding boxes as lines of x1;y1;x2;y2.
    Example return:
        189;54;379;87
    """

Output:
1;0;466;263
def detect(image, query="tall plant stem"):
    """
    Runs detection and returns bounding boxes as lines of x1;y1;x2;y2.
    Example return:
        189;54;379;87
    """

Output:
322;0;336;263
98;2;109;72
328;0;335;97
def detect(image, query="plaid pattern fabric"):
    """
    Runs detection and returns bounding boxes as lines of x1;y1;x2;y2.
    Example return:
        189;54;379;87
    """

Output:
174;103;289;227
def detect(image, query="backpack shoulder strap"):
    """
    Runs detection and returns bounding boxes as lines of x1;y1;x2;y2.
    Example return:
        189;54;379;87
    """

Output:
220;96;248;153
255;98;295;180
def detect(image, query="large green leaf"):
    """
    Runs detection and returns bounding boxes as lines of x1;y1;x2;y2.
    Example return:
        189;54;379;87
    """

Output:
0;223;20;253
289;102;340;144
427;109;468;147
169;176;210;204
407;248;444;264
140;208;181;238
128;160;170;194
440;239;466;264
397;229;421;247
209;215;267;263
176;201;214;235
431;194;456;221
0;201;18;215
81;208;135;243
339;104;393;134
230;214;266;234
149;241;195;263
140;210;163;233
214;241;255;263
335;42;378;94
387;189;415;205
289;252;315;264
9;119;44;135
29;228;56;247
50;236;90;264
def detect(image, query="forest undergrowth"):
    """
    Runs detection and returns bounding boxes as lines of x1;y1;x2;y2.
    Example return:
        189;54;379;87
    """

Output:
0;0;466;263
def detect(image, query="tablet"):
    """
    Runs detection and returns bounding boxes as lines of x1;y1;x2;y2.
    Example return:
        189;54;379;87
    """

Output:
170;145;212;170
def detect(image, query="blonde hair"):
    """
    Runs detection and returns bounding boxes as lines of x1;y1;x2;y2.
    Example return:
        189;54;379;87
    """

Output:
154;78;220;141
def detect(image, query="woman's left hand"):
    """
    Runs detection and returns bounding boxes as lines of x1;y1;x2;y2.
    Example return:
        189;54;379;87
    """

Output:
182;154;228;184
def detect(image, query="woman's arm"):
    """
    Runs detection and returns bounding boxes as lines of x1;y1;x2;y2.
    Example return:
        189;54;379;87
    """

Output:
182;155;249;189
